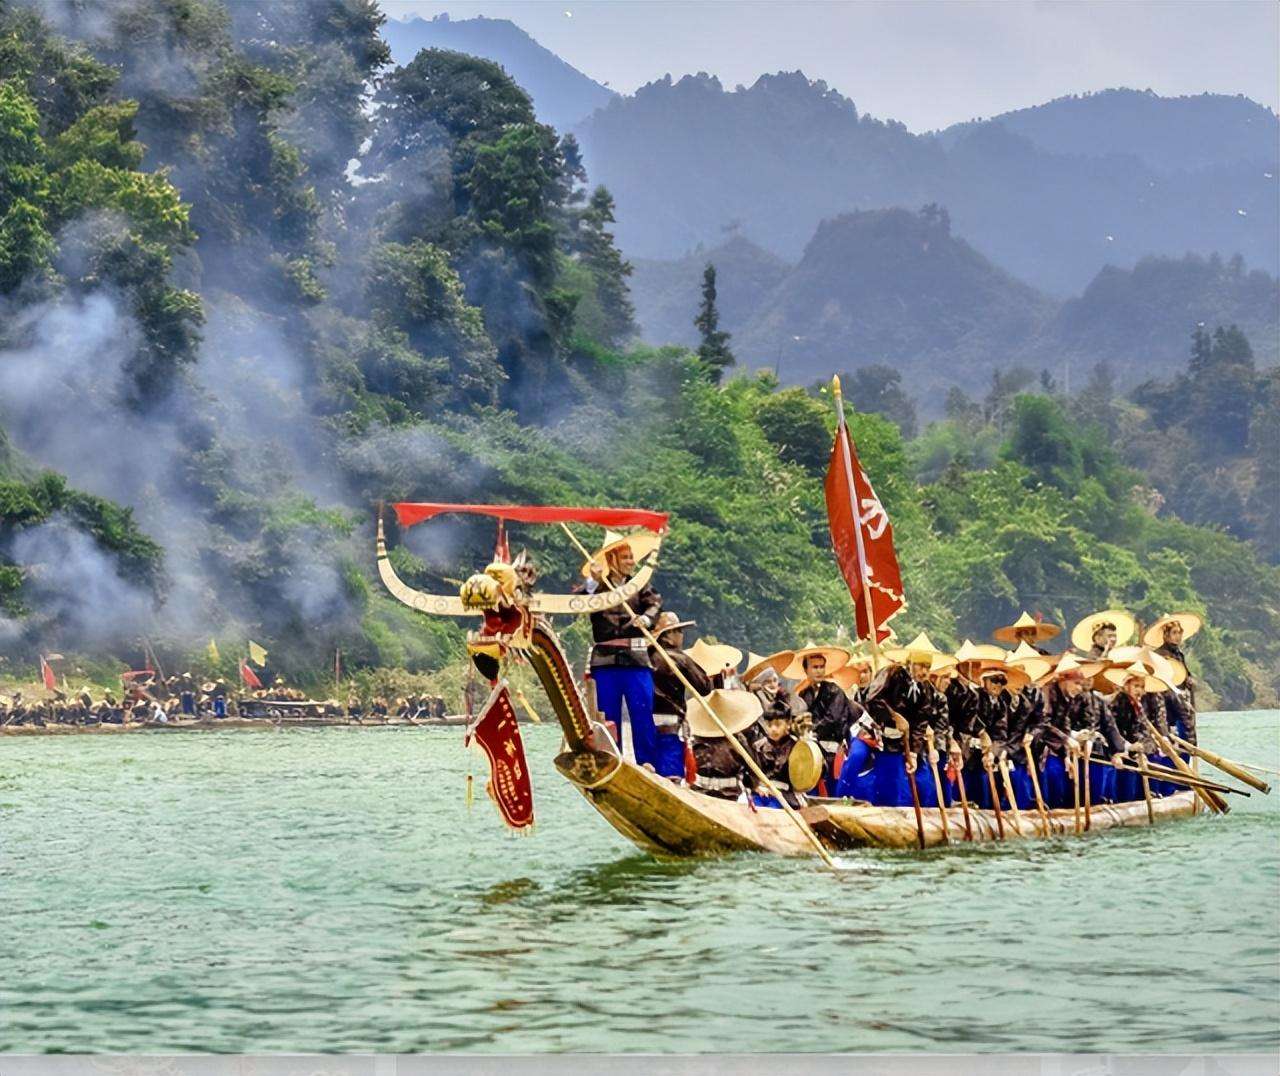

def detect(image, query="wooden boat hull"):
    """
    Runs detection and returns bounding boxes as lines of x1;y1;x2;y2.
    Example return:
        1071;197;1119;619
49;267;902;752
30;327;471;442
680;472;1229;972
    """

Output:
555;748;1199;855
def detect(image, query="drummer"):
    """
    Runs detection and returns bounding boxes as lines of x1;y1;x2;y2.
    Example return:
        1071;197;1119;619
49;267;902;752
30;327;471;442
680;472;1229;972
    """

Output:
787;644;859;795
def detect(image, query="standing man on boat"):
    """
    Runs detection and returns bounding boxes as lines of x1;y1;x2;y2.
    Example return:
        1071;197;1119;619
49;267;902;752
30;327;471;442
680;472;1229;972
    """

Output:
1072;610;1136;661
584;530;663;769
648;611;711;779
1145;612;1202;746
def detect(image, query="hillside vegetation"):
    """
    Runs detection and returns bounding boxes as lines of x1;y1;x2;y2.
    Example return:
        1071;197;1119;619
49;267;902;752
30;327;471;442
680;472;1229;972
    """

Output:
0;1;1276;710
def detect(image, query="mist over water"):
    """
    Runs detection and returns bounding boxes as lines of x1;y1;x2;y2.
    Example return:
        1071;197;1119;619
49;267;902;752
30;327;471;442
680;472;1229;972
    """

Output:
2;711;1276;1052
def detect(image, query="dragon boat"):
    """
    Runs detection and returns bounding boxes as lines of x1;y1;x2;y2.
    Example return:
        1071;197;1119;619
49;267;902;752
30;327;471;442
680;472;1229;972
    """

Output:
376;505;1198;856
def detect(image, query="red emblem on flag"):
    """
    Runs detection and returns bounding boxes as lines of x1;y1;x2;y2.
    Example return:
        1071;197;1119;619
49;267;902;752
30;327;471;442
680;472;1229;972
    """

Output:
466;682;534;831
825;386;906;643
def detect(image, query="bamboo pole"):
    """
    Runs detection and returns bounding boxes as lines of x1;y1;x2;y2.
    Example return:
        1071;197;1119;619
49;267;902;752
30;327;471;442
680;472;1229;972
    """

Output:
890;711;926;849
1069;743;1082;835
979;732;1005;839
558;522;844;871
1137;754;1156;825
1085;755;1244;796
1083;738;1094;831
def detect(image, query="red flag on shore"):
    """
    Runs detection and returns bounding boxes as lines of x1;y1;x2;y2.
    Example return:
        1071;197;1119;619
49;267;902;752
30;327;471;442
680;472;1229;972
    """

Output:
825;380;906;643
40;655;56;691
239;661;263;689
465;682;534;832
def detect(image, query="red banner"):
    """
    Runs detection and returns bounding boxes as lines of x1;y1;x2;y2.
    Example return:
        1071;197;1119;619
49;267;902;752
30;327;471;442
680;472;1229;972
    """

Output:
825;421;906;643
394;502;668;533
40;655;56;691
239;661;263;689
466;683;535;831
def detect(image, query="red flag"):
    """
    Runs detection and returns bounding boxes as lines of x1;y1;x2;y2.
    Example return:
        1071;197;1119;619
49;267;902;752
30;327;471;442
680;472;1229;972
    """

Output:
40;655;56;691
394;502;668;533
494;518;510;563
239;661;263;689
825;393;906;643
465;682;534;831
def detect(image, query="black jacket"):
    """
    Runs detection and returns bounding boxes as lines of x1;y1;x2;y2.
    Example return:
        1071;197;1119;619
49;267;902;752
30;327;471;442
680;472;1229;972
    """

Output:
587;572;662;669
800;680;862;754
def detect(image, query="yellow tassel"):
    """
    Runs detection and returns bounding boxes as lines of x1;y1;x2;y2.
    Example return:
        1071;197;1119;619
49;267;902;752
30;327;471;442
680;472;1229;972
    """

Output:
514;689;542;723
465;772;474;810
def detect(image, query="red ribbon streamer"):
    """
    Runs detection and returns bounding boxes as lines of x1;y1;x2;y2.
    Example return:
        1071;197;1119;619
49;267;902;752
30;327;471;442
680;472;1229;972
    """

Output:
393;502;668;533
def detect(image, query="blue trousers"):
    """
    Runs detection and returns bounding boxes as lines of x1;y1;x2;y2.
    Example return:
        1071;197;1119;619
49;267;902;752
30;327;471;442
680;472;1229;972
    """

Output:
652;731;685;779
1042;755;1070;809
834;738;877;800
593;666;657;768
1115;754;1177;801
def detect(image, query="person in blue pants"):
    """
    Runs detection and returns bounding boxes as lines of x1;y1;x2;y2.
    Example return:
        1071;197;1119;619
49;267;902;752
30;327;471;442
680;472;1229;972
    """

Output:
584;531;663;769
646;611;711;778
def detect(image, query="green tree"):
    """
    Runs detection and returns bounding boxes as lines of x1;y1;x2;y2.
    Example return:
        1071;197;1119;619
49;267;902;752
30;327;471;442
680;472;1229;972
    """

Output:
694;263;735;382
841;364;918;438
576;186;635;347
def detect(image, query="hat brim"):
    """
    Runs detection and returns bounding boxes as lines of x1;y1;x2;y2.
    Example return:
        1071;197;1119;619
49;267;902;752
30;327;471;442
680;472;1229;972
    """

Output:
686;689;763;738
743;650;794;683
1142;612;1203;648
993;621;1062;644
1103;666;1170;693
1070;610;1137;652
687;640;744;676
781;647;851;681
656;619;696;634
580;531;662;577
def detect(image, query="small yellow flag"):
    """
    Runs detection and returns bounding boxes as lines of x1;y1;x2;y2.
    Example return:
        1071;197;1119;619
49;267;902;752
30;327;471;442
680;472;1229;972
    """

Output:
248;640;268;666
207;639;220;664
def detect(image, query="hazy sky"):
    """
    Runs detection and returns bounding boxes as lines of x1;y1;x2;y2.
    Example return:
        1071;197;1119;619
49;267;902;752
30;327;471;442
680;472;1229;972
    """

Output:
383;0;1280;131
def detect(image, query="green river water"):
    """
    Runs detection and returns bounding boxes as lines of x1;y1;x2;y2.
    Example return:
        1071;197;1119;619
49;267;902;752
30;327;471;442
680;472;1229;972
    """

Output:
2;710;1277;1053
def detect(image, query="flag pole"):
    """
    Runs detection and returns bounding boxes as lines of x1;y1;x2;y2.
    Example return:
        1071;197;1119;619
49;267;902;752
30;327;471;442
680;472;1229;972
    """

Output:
831;375;883;657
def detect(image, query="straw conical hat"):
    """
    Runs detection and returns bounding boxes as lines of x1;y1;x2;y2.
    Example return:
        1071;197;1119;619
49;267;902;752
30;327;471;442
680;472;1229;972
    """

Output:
1143;612;1203;648
580;529;662;576
883;631;946;665
1108;645;1187;688
687;638;744;677
974;660;1033;693
1005;641;1052;682
653;611;695;635
1103;662;1170;694
1043;651;1106;683
743;650;793;683
993;611;1062;645
686;688;762;738
1070;610;1136;652
781;644;851;681
955;639;1006;664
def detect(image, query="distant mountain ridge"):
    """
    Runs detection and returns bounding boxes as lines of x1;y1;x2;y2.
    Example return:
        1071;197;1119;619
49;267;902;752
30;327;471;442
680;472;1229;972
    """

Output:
382;14;616;132
576;72;1278;294
937;88;1278;173
631;208;1279;399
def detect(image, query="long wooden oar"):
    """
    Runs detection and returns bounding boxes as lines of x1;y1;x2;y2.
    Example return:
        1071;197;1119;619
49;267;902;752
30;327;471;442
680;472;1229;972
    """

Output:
950;744;974;841
1085;755;1246;796
1140;715;1228;814
1169;734;1271;794
1069;744;1082;835
924;726;951;843
1137;755;1156;825
979;732;1005;839
998;754;1025;835
558;522;842;871
1083;739;1094;831
1023;735;1052;832
890;712;926;849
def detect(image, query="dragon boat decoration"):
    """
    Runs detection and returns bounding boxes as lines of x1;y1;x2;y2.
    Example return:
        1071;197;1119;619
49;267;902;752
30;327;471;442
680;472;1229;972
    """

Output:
372;379;1254;860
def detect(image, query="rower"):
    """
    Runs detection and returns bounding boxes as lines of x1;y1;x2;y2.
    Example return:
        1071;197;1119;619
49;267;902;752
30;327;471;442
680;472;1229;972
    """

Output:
787;645;857;794
1144;612;1202;746
993;611;1062;656
688;689;763;801
583;530;663;769
1035;653;1115;806
1071;609;1137;661
864;634;950;807
647;611;712;780
1104;663;1177;801
750;697;804;809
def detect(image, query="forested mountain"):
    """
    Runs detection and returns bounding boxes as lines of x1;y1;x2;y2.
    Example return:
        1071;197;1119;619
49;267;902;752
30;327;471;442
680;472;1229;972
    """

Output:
937;89;1277;174
575;72;1278;294
0;1;1276;709
630;234;791;350
632;210;1279;394
382;14;615;132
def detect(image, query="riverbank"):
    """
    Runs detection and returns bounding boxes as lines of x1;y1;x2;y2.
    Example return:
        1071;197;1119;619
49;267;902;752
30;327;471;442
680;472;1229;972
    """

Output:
0;714;475;736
